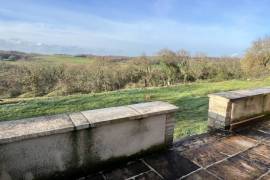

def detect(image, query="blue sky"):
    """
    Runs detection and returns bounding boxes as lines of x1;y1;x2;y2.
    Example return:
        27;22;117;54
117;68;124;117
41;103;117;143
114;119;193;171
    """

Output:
0;0;269;56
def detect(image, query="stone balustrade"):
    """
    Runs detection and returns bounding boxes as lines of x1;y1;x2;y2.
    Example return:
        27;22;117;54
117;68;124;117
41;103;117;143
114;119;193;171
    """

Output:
208;87;270;130
0;101;178;180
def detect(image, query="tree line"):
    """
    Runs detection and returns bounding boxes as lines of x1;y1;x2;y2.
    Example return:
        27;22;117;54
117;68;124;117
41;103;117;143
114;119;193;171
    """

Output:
0;36;269;98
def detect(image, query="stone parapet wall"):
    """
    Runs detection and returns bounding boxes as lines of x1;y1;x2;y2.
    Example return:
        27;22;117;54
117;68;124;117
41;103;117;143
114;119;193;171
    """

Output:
208;87;270;130
0;101;178;180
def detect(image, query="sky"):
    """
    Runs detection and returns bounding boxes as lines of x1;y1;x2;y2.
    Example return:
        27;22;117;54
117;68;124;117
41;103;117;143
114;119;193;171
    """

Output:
0;0;269;56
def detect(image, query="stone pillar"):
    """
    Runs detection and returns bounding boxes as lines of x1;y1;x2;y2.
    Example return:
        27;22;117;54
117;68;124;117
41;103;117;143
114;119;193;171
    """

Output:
208;87;270;131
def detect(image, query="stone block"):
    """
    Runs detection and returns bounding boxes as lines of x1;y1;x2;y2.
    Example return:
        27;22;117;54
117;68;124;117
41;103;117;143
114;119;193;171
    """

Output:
231;95;264;123
263;94;270;113
128;101;178;117
0;114;74;144
69;112;89;130
81;106;140;127
208;87;270;130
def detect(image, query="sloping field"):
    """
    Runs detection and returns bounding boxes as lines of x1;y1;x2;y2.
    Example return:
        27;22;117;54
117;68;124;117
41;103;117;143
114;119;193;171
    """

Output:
1;79;270;138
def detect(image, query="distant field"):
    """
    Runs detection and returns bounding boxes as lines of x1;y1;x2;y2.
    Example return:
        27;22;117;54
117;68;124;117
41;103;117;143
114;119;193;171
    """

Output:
2;79;270;139
34;55;96;64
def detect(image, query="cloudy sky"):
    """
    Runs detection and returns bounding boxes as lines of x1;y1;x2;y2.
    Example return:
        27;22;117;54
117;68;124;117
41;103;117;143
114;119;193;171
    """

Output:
0;0;269;56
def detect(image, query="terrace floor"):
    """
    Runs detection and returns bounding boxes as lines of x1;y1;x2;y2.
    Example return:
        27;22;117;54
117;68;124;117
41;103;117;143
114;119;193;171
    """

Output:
79;119;270;180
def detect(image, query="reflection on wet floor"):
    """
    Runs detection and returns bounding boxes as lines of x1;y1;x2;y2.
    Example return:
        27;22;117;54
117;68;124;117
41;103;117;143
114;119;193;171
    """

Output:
80;119;270;180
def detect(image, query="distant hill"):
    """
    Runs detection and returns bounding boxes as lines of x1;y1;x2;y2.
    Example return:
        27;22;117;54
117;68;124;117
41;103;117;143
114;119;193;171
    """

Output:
0;50;133;62
0;50;35;61
0;38;122;55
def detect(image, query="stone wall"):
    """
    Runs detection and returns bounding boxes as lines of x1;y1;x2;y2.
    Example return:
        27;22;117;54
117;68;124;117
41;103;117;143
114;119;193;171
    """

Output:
208;87;270;130
0;101;178;180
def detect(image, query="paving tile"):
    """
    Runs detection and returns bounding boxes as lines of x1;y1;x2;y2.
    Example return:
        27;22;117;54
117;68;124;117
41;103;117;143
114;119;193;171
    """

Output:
238;129;270;144
180;143;227;167
174;131;228;152
182;170;219;180
239;144;270;168
255;120;270;133
219;135;257;151
144;150;199;180
250;144;270;157
207;155;268;180
261;172;270;180
210;141;242;156
82;173;104;180
134;171;162;180
103;160;150;180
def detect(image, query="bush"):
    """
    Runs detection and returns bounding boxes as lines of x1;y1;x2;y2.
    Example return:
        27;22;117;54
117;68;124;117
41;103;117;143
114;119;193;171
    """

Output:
0;51;244;98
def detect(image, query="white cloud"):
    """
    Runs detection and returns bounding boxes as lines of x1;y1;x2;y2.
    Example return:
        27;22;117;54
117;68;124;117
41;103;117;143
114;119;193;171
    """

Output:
0;2;259;56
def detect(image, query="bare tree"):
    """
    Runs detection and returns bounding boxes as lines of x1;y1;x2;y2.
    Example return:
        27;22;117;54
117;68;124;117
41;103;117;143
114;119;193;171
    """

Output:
242;36;270;77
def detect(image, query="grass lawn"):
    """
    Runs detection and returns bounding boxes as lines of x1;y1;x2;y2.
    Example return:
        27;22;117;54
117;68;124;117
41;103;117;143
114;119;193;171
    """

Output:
1;78;270;139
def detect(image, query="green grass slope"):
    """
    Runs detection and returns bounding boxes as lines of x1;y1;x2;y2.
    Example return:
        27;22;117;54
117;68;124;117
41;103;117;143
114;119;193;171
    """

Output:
1;79;270;138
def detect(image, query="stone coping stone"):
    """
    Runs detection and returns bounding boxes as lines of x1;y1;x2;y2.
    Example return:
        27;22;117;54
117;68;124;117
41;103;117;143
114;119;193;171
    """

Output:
128;101;178;117
0;114;74;144
82;101;178;127
208;87;270;101
0;101;178;144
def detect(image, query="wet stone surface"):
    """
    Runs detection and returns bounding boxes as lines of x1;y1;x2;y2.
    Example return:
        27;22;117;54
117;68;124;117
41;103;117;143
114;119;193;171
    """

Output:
143;151;199;179
182;170;219;180
79;119;270;180
103;160;150;180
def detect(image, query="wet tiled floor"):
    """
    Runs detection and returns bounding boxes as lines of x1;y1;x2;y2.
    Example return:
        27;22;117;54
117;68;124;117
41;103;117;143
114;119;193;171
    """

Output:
79;119;270;180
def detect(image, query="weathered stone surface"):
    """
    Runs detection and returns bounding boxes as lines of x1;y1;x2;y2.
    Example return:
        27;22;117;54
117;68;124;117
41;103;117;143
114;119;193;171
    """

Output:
134;171;162;180
208;94;231;130
239;145;270;167
0;101;177;179
82;106;140;127
69;112;89;130
255;119;270;133
183;170;219;180
174;131;227;152
208;96;230;116
231;95;264;123
103;160;149;180
0;131;75;180
208;91;246;100
263;94;270;112
248;144;270;158
208;141;241;156
90;115;166;160
144;151;199;179
165;113;176;146
180;143;227;167
81;173;104;180
81;118;270;180
261;172;270;180
209;87;270;100
234;89;264;97
219;135;257;151
81;102;178;127
238;128;270;144
0;114;74;144
208;87;270;130
207;155;268;180
128;101;178;117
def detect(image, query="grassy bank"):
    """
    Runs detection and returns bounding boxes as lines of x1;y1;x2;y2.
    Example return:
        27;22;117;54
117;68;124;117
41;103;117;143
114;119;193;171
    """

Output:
1;79;270;138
